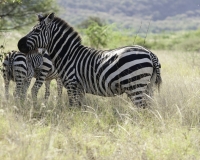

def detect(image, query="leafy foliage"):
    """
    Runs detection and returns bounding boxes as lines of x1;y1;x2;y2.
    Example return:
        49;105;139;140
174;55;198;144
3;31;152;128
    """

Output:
82;21;110;49
80;22;200;52
0;0;58;31
77;16;106;29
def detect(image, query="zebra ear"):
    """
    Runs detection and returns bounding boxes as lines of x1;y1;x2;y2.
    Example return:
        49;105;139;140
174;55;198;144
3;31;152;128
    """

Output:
37;14;44;21
44;12;55;24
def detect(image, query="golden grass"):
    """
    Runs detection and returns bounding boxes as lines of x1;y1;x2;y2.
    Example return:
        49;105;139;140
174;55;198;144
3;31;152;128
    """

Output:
0;50;200;160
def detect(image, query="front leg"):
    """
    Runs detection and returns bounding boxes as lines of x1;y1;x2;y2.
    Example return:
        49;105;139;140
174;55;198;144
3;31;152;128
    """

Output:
67;84;85;107
31;78;45;102
21;78;31;100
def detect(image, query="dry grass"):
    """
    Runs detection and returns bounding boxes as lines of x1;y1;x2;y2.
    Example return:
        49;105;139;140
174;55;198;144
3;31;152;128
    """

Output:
0;50;200;160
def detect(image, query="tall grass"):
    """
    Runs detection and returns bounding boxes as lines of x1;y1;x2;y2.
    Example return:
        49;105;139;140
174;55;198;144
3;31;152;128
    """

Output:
0;50;200;159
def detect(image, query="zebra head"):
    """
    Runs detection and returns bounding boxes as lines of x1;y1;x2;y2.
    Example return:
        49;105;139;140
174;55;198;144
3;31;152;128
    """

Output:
18;13;55;54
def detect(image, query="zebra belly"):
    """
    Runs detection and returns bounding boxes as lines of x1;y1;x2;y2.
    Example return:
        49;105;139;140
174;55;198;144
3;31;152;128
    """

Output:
85;88;124;97
83;79;125;97
83;67;153;97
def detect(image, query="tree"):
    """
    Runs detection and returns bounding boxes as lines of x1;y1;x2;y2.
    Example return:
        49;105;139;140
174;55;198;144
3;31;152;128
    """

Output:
0;0;58;31
77;16;105;29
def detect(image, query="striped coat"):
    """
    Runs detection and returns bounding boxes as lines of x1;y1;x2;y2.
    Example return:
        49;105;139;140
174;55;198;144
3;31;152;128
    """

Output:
2;50;63;101
18;13;162;107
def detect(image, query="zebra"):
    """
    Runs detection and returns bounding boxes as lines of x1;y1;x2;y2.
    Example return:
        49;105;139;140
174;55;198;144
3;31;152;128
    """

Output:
2;51;29;100
2;49;63;102
26;49;63;101
17;13;162;107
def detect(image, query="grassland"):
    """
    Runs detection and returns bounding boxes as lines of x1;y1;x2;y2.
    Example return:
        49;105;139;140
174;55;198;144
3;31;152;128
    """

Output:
1;27;200;159
0;47;200;159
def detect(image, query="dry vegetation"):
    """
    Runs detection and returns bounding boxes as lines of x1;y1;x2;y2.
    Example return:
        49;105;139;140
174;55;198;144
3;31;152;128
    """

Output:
0;50;200;159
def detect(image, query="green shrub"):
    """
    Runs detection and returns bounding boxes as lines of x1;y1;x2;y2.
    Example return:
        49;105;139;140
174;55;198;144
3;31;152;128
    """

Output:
83;21;110;49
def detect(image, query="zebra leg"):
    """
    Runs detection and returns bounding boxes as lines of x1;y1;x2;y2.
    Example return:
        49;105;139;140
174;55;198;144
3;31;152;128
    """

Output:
44;80;50;100
56;78;63;97
31;79;44;102
4;80;10;100
21;78;31;100
66;84;85;107
126;85;148;108
67;87;76;106
14;81;23;99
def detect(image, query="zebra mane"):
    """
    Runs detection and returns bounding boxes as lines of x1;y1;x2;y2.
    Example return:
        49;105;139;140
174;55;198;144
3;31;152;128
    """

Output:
38;14;82;44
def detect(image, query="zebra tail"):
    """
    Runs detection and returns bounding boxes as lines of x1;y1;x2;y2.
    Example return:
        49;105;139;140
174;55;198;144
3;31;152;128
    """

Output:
154;63;162;92
150;52;162;92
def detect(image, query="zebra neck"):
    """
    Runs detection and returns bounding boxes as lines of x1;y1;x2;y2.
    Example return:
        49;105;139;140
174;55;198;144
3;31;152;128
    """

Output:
47;37;104;68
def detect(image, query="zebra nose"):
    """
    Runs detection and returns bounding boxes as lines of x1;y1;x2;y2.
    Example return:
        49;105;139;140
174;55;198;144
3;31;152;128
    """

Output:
18;37;29;54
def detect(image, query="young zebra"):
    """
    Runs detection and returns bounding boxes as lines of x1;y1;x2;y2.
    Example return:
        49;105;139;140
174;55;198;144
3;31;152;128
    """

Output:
2;50;63;101
2;51;29;100
18;13;162;107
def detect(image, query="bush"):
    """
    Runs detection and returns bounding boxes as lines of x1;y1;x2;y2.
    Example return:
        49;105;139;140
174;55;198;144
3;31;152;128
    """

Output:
82;21;110;49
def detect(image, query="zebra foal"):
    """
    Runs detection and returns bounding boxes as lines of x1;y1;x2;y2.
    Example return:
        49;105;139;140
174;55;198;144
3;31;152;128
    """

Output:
18;13;162;108
2;50;63;101
2;51;29;100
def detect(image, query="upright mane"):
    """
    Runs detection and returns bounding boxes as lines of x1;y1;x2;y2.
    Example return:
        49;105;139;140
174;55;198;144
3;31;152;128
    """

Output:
38;14;82;45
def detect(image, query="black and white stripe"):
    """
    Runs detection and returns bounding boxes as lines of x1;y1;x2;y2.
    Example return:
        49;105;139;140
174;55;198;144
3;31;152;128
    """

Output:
2;51;29;100
2;50;63;101
18;13;162;107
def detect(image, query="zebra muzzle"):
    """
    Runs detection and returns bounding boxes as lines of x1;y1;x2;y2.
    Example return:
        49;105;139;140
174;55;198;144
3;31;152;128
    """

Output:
18;37;30;54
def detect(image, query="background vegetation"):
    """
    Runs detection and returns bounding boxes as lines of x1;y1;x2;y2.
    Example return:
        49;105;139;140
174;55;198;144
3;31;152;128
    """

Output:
79;22;200;52
57;0;200;32
0;0;58;31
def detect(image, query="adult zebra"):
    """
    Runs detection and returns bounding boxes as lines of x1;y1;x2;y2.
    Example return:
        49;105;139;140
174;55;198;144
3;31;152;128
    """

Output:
18;13;162;107
2;50;63;101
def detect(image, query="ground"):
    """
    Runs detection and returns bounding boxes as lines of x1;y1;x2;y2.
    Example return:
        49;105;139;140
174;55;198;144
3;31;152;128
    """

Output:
0;50;200;160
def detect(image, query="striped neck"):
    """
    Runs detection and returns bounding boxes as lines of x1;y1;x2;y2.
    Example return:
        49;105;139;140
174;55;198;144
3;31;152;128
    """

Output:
46;17;82;63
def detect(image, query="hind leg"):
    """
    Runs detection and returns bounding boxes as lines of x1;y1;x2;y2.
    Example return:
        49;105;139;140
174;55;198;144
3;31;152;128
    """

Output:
125;84;148;108
44;80;51;100
66;84;85;108
21;78;31;100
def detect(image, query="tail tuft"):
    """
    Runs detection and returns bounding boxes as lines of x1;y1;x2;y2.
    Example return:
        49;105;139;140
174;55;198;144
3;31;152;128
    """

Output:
155;74;162;92
150;52;162;92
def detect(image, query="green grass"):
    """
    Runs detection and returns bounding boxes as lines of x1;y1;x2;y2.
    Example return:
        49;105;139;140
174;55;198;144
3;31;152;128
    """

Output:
79;25;200;52
2;26;200;52
0;50;200;159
